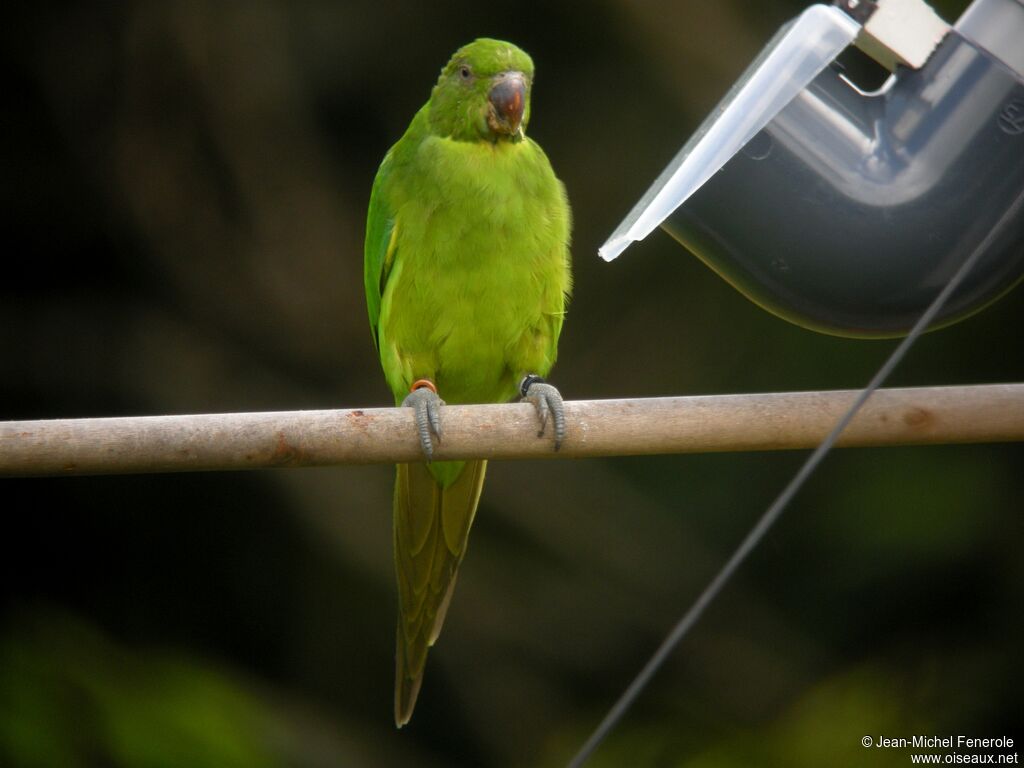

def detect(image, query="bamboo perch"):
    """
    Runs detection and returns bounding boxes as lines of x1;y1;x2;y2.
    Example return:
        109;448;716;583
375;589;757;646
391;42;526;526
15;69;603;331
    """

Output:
1;384;1022;478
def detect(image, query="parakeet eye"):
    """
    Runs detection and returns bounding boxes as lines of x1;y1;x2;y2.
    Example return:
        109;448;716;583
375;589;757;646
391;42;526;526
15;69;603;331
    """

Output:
459;65;472;81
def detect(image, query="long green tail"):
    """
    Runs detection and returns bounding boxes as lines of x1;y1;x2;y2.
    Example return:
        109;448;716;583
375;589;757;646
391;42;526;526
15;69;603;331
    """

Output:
393;459;487;726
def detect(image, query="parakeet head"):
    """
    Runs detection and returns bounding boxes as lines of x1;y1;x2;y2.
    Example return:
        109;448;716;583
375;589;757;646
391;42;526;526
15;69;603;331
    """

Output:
428;38;535;143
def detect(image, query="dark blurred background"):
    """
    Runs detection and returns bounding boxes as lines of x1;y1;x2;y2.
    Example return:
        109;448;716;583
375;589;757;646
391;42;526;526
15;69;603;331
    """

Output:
2;1;1021;766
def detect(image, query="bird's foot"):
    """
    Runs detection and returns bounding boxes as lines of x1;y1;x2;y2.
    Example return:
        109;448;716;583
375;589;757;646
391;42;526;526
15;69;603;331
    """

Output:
402;379;444;461
520;374;566;451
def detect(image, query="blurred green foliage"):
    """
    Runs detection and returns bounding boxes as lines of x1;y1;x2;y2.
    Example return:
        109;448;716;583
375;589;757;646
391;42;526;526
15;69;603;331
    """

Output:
2;0;1021;766
0;611;275;768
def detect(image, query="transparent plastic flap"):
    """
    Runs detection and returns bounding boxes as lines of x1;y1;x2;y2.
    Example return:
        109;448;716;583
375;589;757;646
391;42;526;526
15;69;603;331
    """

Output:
599;4;861;262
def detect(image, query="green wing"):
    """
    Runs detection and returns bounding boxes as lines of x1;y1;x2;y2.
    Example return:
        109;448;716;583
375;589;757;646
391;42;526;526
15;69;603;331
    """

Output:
364;151;399;350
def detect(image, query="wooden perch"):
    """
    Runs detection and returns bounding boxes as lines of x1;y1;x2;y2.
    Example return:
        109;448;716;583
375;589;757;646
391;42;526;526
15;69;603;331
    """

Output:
1;384;1022;477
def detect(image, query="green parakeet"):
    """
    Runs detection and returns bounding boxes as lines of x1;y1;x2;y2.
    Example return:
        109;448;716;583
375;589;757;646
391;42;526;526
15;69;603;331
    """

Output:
364;38;572;726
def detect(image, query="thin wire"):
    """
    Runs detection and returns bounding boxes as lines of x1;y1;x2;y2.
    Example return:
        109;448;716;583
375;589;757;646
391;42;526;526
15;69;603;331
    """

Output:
567;190;1024;768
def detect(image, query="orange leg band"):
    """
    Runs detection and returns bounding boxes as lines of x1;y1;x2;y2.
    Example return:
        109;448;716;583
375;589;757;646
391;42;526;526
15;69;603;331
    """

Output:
410;378;437;394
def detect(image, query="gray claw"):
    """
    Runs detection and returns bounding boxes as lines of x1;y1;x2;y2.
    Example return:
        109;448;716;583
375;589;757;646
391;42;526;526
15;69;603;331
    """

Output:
402;387;445;461
522;381;566;451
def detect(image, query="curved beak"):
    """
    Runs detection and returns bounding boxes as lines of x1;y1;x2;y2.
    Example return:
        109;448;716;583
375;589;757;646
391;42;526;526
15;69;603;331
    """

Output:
488;71;527;137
